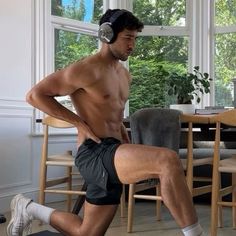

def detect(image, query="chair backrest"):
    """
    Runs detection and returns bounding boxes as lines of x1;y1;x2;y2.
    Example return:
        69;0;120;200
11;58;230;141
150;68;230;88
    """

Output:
41;116;75;157
42;116;74;129
210;109;236;160
130;108;182;153
210;109;236;127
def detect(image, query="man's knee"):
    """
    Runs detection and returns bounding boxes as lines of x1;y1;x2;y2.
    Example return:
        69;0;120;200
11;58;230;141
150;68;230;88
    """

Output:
158;149;183;175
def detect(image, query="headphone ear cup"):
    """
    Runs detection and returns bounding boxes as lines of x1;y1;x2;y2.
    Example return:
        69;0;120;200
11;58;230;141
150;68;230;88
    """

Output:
98;22;114;43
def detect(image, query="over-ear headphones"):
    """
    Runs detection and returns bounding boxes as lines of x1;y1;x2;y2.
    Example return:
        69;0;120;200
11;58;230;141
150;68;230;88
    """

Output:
98;10;127;44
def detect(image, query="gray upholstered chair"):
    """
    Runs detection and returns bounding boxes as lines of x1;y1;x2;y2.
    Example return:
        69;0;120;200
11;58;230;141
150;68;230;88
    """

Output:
127;108;182;233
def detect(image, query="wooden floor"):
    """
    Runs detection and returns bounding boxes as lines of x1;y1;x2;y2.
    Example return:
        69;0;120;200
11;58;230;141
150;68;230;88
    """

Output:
0;200;235;235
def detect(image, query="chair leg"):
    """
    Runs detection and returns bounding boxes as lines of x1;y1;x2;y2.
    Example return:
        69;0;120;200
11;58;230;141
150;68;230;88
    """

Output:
127;184;135;233
66;166;72;212
211;171;220;236
186;122;193;195
218;178;223;228
39;165;47;206
120;184;126;218
38;164;47;225
156;184;161;221
232;173;236;229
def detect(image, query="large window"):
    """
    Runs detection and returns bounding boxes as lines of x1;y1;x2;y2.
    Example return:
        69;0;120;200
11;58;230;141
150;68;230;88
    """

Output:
54;29;99;110
133;0;186;26
129;0;188;114
48;0;102;111
215;0;236;107
129;36;188;113
54;29;98;70
51;0;102;71
35;0;236;126
51;0;103;23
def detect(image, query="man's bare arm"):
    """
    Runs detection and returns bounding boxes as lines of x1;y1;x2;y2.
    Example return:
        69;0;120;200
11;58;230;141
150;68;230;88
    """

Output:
26;64;100;143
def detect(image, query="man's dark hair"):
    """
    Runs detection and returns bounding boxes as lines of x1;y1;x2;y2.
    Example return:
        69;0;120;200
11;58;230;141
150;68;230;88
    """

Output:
99;9;144;34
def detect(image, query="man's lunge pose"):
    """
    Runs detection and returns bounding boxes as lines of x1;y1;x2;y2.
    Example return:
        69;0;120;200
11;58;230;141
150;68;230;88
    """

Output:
7;9;205;236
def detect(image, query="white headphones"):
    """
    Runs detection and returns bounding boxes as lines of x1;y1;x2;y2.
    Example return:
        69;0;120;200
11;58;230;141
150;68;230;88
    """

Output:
98;10;127;44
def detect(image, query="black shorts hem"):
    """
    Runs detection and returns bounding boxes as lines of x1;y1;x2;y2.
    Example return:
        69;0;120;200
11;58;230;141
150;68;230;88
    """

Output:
86;196;120;205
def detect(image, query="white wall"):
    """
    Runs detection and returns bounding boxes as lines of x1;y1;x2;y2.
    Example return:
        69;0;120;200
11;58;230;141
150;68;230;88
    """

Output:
0;0;78;213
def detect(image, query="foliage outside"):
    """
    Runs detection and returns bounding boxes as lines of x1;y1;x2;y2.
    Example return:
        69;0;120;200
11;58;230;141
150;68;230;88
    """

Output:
167;66;212;104
215;0;236;106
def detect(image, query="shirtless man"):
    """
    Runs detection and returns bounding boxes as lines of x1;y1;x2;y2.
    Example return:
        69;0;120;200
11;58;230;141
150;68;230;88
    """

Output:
7;9;205;236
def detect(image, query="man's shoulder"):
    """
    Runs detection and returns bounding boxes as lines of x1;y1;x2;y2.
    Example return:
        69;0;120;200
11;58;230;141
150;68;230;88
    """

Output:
72;54;103;73
67;55;98;74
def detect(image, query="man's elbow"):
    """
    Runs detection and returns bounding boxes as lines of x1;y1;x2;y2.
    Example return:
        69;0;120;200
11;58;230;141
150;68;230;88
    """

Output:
26;89;37;106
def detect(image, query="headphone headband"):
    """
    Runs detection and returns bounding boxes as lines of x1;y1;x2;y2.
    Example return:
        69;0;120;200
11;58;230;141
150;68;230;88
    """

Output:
109;10;126;24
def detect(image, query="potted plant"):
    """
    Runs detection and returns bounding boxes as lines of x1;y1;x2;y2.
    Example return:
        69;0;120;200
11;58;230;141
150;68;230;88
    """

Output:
167;66;212;114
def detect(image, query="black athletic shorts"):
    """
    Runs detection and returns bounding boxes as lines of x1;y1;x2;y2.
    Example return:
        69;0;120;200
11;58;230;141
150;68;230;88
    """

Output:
75;137;123;205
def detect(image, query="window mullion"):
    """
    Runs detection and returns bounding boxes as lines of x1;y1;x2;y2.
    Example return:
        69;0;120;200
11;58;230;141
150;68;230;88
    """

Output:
209;0;215;106
34;0;50;131
215;25;236;34
140;25;188;36
201;0;211;107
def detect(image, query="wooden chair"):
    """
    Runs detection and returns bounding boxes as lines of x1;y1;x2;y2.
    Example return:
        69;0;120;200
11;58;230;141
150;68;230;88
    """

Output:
40;116;126;217
39;116;85;212
127;108;182;233
210;109;236;236
180;114;213;197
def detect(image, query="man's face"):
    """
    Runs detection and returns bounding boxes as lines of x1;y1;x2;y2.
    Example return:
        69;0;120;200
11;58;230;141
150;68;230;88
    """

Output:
109;29;138;61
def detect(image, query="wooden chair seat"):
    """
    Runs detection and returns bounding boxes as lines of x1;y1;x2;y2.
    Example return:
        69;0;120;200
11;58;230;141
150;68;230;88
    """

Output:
181;156;213;168
47;153;74;162
219;156;236;173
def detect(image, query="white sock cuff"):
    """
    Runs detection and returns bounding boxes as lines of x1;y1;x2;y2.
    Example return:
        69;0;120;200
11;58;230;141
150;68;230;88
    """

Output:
27;202;55;224
182;222;204;236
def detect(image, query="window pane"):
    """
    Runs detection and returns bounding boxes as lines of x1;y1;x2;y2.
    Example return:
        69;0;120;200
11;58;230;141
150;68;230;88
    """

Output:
54;29;98;70
133;0;186;26
54;29;99;109
51;0;103;23
129;36;188;114
215;33;236;107
215;0;236;26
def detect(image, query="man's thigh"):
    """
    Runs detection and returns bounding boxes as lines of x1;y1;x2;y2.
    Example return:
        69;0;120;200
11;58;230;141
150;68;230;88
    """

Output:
113;143;176;184
82;201;118;236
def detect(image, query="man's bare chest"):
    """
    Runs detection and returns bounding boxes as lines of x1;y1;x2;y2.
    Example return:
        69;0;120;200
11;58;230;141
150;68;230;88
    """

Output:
86;76;129;103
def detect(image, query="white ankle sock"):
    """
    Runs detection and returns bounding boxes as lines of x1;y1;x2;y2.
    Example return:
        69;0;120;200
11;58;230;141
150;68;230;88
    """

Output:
182;222;205;236
26;202;55;224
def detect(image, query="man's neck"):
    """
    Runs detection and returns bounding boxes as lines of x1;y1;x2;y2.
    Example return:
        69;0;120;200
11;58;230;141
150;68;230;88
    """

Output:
97;49;119;67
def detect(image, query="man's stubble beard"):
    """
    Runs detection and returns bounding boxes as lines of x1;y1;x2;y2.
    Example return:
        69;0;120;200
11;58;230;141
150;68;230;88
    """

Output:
110;46;128;62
